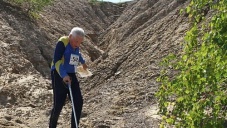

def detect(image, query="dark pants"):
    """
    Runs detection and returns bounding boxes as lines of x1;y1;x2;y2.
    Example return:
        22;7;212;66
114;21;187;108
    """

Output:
49;70;83;128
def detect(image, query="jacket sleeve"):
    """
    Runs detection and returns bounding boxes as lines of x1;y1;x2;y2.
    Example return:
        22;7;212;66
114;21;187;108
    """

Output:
53;41;68;78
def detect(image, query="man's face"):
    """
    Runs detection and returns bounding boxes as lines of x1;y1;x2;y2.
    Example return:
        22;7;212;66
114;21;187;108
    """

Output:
70;35;84;48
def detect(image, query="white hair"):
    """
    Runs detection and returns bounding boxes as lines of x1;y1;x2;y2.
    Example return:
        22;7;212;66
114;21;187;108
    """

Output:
69;27;85;37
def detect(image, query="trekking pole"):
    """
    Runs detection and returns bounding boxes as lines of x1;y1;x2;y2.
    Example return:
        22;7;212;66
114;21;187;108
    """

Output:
68;83;78;128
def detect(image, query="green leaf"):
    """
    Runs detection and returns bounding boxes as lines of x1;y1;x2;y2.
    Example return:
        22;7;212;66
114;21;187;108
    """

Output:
186;6;191;13
185;90;190;94
177;97;184;102
166;118;174;124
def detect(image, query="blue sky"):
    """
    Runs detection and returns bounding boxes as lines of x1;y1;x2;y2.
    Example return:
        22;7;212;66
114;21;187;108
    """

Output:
99;0;133;3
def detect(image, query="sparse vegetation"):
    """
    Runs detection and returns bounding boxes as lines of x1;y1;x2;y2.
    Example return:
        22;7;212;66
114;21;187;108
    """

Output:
4;0;53;18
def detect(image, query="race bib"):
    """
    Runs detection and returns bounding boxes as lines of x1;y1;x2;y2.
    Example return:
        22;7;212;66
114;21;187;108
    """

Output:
69;54;79;66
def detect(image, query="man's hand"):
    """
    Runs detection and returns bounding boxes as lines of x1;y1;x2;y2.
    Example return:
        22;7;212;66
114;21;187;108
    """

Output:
63;75;71;84
82;63;88;70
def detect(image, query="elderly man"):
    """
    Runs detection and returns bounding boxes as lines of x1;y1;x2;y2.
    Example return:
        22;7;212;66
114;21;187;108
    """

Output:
49;27;87;128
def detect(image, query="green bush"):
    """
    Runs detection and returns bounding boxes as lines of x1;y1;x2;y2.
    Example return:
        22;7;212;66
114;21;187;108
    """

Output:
156;0;227;127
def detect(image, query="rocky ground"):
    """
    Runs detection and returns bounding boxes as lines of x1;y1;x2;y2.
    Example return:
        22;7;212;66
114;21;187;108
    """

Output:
0;0;190;127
